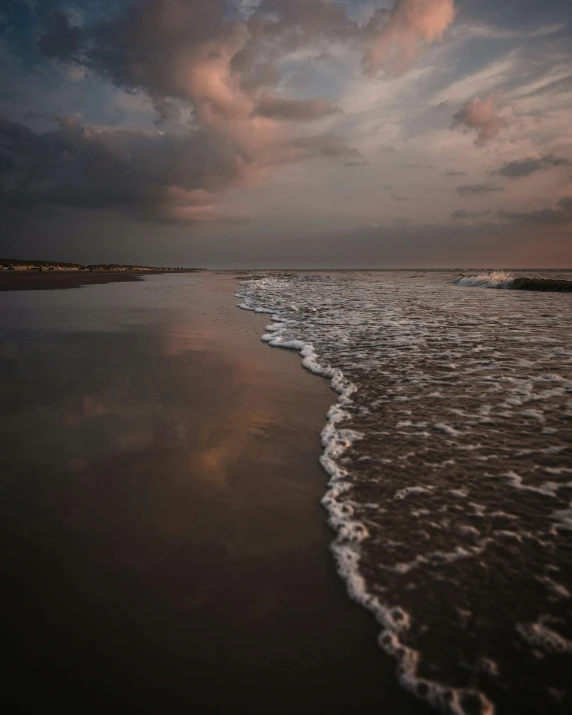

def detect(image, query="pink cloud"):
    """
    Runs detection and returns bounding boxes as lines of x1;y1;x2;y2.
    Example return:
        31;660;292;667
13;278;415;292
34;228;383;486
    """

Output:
365;0;456;74
451;93;509;146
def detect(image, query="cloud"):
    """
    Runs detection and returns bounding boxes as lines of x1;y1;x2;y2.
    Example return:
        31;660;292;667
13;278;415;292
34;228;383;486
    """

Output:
497;155;570;178
36;0;453;108
28;0;451;226
253;94;341;121
271;133;359;162
511;71;572;102
364;0;455;74
0;113;354;223
434;54;518;106
28;0;372;222
498;197;572;224
37;0;357;111
451;208;491;219
36;10;83;63
453;22;566;42
390;192;409;202
0;114;226;223
345;159;369;167
445;171;466;176
0;153;16;174
457;183;504;196
451;93;509;145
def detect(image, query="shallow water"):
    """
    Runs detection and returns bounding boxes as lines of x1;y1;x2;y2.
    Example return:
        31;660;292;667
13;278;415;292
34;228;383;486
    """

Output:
238;270;572;715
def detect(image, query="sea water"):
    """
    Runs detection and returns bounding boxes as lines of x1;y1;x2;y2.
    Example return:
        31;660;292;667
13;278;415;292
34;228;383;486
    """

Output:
237;270;572;715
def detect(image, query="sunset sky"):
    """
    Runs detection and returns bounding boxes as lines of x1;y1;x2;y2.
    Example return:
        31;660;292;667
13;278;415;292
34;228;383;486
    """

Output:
1;0;571;267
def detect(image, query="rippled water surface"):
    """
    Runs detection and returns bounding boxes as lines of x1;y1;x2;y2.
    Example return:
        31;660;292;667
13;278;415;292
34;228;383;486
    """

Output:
238;270;572;715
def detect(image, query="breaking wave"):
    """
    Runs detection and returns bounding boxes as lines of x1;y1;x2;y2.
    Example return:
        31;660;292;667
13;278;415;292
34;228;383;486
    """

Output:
454;271;572;292
453;271;514;288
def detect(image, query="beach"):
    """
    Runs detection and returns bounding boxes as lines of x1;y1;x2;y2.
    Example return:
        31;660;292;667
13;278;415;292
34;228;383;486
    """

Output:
0;273;429;714
3;0;570;710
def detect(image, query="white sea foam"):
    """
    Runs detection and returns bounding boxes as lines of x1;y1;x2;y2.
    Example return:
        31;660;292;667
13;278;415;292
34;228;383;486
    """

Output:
552;503;572;530
517;619;572;656
495;470;568;497
394;485;433;500
536;576;571;599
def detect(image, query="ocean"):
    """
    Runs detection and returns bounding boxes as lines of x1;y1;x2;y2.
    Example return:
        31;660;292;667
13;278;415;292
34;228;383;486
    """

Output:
237;270;572;715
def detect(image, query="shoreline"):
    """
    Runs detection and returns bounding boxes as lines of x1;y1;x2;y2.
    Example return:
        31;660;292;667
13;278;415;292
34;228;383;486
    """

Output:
0;272;430;714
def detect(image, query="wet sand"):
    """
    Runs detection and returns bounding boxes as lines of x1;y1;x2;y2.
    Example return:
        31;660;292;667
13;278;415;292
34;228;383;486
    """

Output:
0;271;145;291
0;273;429;714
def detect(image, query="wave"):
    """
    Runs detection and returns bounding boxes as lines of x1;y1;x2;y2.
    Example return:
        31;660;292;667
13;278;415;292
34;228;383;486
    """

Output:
236;276;495;715
453;271;572;291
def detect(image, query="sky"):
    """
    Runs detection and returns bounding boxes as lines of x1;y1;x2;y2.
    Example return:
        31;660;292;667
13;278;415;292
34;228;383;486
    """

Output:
0;0;571;267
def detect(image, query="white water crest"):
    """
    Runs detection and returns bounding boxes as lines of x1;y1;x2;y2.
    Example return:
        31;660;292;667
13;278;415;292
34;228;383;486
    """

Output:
452;271;514;288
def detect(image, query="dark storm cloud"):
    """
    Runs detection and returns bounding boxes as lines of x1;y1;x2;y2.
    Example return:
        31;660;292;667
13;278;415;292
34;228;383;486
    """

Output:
0;114;229;222
457;183;504;196
497;155;570;178
36;10;83;63
0;112;357;222
451;208;491;219
498;197;572;224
